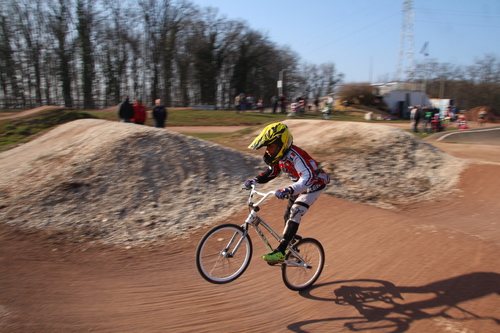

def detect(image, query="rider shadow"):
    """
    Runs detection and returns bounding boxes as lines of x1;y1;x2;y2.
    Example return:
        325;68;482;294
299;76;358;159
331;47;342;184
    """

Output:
289;272;500;332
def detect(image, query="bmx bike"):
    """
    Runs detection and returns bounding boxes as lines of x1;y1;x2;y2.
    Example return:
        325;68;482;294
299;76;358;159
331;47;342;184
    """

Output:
196;184;325;291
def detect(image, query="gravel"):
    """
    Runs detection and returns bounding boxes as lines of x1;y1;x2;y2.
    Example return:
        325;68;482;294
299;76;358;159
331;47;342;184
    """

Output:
0;119;465;245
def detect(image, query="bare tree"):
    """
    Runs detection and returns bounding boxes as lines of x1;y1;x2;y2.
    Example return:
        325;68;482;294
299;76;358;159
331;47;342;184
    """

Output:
0;12;21;108
47;0;74;107
191;7;229;105
470;54;500;109
76;0;97;109
160;0;193;107
100;0;136;105
11;0;47;107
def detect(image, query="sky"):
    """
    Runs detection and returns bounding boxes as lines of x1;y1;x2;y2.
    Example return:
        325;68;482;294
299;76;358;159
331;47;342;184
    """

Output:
190;0;500;83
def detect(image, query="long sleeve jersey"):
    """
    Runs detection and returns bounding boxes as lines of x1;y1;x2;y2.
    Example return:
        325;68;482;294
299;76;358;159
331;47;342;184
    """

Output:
256;145;330;195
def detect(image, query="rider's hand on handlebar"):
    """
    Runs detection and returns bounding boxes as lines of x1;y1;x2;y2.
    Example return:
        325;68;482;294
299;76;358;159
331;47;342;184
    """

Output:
275;188;291;199
244;178;257;190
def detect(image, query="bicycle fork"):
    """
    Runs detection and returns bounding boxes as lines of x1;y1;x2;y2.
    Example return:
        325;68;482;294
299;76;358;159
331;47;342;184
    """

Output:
221;228;248;258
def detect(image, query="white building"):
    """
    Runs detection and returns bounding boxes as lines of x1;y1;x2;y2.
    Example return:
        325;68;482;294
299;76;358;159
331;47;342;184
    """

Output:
382;90;431;119
372;82;431;119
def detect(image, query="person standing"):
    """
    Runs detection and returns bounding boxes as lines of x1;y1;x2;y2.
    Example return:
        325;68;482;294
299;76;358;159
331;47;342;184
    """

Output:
239;93;247;112
132;99;147;125
117;96;134;122
280;94;287;114
271;95;279;114
478;109;487;126
152;99;168;128
423;106;433;134
246;94;254;111
313;98;319;112
257;98;264;113
410;106;418;133
413;106;422;133
235;94;240;112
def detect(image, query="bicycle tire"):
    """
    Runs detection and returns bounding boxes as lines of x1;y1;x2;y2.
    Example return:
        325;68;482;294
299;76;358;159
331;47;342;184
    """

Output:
196;224;253;284
281;238;325;291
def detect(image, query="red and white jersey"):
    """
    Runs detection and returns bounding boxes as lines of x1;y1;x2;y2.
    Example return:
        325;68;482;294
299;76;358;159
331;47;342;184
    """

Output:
256;145;330;194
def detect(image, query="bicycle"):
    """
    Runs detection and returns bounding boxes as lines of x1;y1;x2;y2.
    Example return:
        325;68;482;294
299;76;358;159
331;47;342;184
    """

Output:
196;184;325;291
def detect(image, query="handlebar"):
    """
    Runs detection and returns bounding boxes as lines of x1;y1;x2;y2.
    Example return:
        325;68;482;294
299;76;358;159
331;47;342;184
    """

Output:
244;184;276;208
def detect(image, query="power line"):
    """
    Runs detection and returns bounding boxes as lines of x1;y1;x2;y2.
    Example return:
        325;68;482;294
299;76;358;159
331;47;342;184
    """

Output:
414;8;500;18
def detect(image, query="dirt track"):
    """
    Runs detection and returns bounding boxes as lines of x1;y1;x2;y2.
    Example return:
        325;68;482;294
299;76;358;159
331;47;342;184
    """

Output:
1;121;500;332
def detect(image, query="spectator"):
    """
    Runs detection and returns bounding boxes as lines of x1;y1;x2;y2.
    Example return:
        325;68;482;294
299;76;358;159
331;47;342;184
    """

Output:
342;100;348;110
132;99;147;125
410;105;420;133
257;98;264;113
235;94;240;112
280;94;287;114
152;99;167;128
271;95;279;114
239;93;247;111
423;106;433;134
313;98;319;112
117;96;134;122
247;94;254;111
478;109;487;126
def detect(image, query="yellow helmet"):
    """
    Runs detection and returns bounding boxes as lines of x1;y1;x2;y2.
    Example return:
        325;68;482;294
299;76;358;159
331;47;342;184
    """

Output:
248;122;293;165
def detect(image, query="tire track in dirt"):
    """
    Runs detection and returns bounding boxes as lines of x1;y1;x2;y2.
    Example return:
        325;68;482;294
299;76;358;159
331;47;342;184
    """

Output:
0;119;499;333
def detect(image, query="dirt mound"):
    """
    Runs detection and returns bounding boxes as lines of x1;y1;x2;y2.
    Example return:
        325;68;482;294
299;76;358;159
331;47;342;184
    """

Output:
0;119;464;244
282;120;465;208
465;106;499;122
0;119;262;245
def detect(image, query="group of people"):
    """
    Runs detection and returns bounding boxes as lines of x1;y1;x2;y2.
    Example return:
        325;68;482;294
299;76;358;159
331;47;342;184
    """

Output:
235;93;263;112
234;94;326;115
410;105;462;134
411;105;441;134
117;96;168;128
271;94;288;114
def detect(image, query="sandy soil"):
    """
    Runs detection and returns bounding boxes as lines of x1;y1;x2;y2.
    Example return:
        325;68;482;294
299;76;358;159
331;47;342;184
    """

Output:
1;119;499;332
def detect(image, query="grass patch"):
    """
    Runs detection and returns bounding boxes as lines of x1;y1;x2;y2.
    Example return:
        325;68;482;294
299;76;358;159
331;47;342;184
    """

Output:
91;108;291;126
167;109;289;126
0;109;28;117
0;105;407;152
0;108;97;152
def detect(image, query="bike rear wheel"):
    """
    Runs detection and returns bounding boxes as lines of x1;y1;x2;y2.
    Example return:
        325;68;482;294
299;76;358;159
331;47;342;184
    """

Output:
281;238;325;291
196;224;252;284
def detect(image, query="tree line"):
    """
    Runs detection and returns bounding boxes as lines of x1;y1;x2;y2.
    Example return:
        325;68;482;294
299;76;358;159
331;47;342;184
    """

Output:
1;0;498;112
0;0;343;110
413;54;500;111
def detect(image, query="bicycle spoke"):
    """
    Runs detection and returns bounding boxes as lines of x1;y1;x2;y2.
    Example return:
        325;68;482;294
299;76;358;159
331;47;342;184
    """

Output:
282;238;324;291
196;224;253;284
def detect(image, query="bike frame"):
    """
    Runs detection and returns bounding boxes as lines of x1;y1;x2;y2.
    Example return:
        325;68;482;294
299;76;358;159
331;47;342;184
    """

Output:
230;186;311;268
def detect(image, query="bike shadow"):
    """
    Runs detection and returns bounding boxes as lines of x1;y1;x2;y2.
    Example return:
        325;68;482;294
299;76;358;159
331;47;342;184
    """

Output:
289;272;500;333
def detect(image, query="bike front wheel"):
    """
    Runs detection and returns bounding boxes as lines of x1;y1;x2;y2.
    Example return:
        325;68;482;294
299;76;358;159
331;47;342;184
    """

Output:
196;224;253;284
282;238;325;291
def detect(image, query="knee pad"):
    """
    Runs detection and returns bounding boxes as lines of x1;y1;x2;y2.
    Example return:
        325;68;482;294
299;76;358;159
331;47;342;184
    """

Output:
288;202;309;224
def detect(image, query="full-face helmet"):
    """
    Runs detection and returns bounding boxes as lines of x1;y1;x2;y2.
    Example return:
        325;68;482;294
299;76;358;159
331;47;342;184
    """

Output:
248;122;293;165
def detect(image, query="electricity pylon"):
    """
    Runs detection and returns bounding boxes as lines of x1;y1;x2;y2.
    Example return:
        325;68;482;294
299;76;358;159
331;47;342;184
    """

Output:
395;0;415;82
